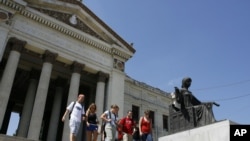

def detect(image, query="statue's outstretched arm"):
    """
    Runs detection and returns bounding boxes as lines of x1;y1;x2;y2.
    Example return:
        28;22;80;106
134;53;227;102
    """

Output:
202;101;220;107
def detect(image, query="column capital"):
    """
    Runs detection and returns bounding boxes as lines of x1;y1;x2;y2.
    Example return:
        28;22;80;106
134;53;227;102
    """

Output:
8;37;26;52
71;61;85;74
97;71;109;82
43;50;58;64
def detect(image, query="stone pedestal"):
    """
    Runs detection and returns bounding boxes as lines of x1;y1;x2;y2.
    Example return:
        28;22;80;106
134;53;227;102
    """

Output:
159;120;234;141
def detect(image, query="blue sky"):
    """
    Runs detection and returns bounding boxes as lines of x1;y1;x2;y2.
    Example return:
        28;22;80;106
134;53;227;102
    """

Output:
84;0;250;125
6;0;250;136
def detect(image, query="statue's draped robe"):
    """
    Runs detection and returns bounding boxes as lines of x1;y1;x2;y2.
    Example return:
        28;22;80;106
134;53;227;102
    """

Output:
180;88;216;126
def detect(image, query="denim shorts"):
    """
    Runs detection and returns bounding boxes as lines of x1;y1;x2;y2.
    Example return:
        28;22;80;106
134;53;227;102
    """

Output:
86;124;98;131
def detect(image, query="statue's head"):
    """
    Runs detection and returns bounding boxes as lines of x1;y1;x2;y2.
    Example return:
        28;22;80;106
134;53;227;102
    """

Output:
181;77;192;88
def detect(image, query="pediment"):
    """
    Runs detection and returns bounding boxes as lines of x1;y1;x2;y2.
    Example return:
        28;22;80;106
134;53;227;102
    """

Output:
26;0;135;54
31;7;108;43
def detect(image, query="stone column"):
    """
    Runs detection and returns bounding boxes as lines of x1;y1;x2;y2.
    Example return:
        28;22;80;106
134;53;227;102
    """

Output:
62;61;84;141
0;37;26;130
17;70;39;137
46;77;66;141
0;25;9;62
95;71;108;140
27;50;57;140
107;70;126;116
95;71;109;115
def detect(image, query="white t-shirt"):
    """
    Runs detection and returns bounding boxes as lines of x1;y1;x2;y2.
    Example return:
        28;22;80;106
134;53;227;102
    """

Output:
104;110;118;127
67;101;85;122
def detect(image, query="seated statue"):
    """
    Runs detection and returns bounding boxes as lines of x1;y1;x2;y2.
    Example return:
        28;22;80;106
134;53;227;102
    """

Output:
174;77;202;109
170;77;219;133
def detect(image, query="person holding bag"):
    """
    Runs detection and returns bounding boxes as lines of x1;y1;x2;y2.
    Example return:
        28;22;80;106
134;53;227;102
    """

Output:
100;104;119;141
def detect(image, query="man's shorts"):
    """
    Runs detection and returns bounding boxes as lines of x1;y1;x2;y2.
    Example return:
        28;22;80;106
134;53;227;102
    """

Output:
69;119;81;135
86;124;98;131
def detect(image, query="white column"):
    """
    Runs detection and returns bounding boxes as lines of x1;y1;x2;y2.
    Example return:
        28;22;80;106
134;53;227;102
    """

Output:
27;50;57;140
46;78;65;141
0;37;26;130
95;71;108;117
107;69;126;116
95;71;108;141
62;62;84;141
0;26;9;62
17;70;39;137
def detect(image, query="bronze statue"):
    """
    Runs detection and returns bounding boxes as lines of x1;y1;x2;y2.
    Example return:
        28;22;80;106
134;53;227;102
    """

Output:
169;77;219;133
174;77;202;109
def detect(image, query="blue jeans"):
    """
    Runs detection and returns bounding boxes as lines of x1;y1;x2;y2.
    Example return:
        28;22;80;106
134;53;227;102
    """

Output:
141;133;153;141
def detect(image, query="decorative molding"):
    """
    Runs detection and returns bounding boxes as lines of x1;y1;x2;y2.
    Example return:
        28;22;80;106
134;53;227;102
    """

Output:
59;0;136;54
112;48;132;60
32;8;105;42
0;0;132;60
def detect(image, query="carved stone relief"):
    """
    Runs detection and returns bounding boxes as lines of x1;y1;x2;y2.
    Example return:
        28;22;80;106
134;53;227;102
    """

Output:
113;58;124;71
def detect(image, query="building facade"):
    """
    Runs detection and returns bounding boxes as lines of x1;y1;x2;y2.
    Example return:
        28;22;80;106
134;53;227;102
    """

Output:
124;76;171;139
0;0;171;141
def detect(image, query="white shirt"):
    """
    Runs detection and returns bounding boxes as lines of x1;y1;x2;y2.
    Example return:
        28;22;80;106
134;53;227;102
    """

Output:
67;101;85;122
104;110;118;127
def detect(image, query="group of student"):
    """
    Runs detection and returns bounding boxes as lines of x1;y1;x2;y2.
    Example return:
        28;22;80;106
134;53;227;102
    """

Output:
62;94;153;141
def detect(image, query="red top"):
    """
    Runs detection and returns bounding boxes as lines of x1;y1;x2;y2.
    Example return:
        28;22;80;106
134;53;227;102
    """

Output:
117;126;123;140
141;117;151;133
120;117;134;134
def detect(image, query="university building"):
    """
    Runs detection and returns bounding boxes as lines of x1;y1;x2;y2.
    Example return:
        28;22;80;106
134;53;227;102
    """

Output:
0;0;171;140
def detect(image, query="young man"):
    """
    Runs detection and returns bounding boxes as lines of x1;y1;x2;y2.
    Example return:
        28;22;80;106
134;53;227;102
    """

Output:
62;94;85;141
119;110;134;141
100;104;119;141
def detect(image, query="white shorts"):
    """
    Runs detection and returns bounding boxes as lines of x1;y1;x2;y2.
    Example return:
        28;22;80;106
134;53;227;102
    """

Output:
69;119;81;135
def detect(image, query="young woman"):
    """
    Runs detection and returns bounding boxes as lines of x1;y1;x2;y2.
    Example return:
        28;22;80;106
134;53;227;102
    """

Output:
139;110;153;141
86;103;99;141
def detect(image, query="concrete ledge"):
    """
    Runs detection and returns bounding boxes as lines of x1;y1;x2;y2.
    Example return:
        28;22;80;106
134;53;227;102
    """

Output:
0;134;37;141
159;120;233;141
